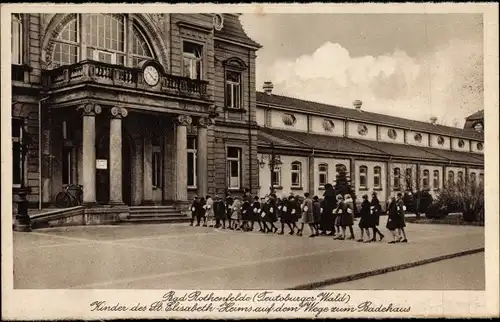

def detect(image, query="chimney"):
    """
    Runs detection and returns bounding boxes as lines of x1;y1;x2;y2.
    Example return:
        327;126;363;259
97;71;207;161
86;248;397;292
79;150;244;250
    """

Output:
263;81;274;95
353;100;363;111
430;116;438;125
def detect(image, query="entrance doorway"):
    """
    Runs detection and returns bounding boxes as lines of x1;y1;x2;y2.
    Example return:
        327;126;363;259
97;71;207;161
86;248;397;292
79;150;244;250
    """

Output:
96;128;132;205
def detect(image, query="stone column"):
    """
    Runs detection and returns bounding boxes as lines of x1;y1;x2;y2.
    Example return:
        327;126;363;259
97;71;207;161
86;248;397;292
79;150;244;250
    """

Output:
163;124;176;202
142;134;153;204
175;115;192;202
109;107;128;205
81;103;101;205
197;117;213;198
41;109;52;205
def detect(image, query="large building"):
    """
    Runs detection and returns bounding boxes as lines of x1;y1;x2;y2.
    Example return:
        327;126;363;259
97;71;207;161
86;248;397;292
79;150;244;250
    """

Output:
10;13;483;224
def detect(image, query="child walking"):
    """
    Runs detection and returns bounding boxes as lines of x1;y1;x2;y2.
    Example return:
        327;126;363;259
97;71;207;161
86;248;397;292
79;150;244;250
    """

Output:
298;193;315;237
231;197;242;230
204;195;215;227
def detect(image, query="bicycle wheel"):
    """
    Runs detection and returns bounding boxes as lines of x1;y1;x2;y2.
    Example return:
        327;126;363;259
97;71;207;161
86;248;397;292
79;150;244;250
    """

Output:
55;192;71;208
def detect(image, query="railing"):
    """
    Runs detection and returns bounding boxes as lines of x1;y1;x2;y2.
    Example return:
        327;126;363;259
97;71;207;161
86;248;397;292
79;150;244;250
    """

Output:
42;60;209;99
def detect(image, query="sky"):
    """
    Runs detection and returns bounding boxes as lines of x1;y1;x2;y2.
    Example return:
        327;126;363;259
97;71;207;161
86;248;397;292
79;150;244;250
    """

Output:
240;14;484;127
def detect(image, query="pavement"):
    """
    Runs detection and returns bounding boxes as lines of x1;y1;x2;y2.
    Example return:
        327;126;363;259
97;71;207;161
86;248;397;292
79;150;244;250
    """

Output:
12;221;484;290
319;253;485;290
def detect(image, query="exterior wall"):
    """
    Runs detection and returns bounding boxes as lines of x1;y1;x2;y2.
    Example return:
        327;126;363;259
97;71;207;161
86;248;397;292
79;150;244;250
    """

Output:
451;138;471;152
378;126;405;144
346;121;377;141
387;162;417;195
269;110;308;132
313;157;350;199
310;116;344;137
256;108;266;127
419;165;443;198
354;160;387;204
429;134;451;150
470;140;484;154
444;166;467;185
405;130;430;147
257;155;309;199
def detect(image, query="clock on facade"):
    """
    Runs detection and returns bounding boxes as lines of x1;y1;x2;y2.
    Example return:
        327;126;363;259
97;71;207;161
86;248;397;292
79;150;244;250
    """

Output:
143;65;160;86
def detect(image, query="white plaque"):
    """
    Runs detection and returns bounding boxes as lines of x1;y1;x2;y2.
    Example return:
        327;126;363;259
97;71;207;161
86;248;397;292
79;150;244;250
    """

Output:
96;159;107;170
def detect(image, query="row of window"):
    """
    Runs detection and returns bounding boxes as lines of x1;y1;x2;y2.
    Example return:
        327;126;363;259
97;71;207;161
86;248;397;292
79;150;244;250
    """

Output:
270;163;348;189
11;14;243;109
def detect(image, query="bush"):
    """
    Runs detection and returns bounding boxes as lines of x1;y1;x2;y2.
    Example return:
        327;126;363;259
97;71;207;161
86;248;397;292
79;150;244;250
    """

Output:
434;179;484;222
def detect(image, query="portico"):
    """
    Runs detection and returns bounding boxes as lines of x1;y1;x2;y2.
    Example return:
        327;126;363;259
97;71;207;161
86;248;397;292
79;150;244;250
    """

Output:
41;59;214;214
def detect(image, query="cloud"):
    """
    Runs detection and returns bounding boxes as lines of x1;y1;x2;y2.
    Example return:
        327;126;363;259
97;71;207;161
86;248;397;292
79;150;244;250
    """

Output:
258;40;483;127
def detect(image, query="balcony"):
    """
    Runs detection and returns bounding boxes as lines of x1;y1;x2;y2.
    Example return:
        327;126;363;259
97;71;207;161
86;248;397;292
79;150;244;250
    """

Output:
42;60;209;100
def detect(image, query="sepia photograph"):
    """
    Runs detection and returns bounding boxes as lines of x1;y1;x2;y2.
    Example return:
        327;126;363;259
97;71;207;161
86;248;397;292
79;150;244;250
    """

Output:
1;3;499;320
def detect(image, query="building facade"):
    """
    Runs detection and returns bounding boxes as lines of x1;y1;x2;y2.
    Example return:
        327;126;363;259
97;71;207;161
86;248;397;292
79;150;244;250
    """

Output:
255;91;484;206
10;13;484;222
11;13;260;221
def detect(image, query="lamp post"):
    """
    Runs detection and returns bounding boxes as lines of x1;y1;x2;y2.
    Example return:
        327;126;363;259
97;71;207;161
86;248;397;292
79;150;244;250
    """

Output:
267;143;282;195
14;121;33;232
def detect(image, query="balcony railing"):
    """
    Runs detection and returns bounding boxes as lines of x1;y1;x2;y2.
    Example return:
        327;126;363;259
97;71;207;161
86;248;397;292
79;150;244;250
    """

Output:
42;60;209;99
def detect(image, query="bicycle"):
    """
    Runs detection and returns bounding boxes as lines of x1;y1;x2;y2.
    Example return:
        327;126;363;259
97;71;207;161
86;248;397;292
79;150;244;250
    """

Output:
55;184;83;208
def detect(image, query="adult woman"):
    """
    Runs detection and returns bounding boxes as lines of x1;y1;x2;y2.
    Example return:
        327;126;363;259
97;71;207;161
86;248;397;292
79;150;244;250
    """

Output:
386;196;404;243
357;194;372;242
320;183;336;235
369;192;384;242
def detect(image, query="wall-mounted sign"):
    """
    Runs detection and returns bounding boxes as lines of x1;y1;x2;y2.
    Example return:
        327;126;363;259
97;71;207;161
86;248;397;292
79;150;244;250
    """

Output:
96;159;108;170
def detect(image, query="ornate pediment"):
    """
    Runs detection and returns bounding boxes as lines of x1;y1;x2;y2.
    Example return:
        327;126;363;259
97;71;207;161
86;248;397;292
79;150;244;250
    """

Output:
222;57;247;71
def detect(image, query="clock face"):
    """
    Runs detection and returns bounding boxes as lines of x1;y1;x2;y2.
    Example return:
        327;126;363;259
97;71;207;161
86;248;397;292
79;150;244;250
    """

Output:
143;65;160;86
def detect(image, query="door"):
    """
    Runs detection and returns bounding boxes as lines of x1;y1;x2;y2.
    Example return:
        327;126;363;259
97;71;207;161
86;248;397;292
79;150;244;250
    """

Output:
95;129;132;205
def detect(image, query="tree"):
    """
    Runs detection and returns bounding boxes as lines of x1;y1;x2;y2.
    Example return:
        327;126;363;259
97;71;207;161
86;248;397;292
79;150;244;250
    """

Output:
333;168;357;208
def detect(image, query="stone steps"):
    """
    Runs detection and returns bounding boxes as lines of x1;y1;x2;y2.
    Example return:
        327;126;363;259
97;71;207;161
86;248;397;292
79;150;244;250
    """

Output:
124;205;190;224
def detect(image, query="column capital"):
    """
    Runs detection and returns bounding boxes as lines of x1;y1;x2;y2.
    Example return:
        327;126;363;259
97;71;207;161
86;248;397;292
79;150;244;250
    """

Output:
110;107;128;119
175;115;192;126
79;103;102;116
197;117;215;128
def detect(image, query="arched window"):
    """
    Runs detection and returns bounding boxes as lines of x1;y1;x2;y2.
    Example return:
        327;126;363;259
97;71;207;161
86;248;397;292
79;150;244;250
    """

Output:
433;170;440;190
373;166;381;189
318;163;328;188
11;14;23;65
470;172;477;184
422;170;429;189
393;167;401;190
457;171;464;182
448;170;455;186
479;173;484;185
359;165;368;189
50;14;154;68
291;161;302;188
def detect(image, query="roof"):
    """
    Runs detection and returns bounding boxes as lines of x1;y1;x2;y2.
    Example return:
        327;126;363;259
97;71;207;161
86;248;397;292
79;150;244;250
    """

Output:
214;14;262;49
256;92;483;141
465;109;484;121
258;127;483;166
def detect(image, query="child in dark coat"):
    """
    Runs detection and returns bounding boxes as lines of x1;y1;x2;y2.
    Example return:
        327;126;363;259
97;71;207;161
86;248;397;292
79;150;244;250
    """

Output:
214;195;226;229
190;196;201;226
357;194;372;242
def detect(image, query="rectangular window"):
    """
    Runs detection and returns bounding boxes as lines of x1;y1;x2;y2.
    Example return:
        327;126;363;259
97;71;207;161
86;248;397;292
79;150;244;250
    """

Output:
152;146;162;188
393;168;401;190
272;166;281;187
291;162;301;187
62;147;73;185
405;168;413;191
183;41;203;80
433;170;440;190
373;166;381;189
359;166;367;189
225;71;241;109
11;14;22;65
12;119;23;187
422;170;430;189
227;147;241;189
318;164;328;188
187;138;197;188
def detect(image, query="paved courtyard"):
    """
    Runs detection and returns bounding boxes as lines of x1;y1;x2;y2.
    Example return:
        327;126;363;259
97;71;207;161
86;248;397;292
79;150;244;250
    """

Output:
12;221;484;290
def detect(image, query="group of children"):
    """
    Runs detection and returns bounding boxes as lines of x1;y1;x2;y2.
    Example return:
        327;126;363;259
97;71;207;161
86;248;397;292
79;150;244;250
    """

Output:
189;189;409;244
